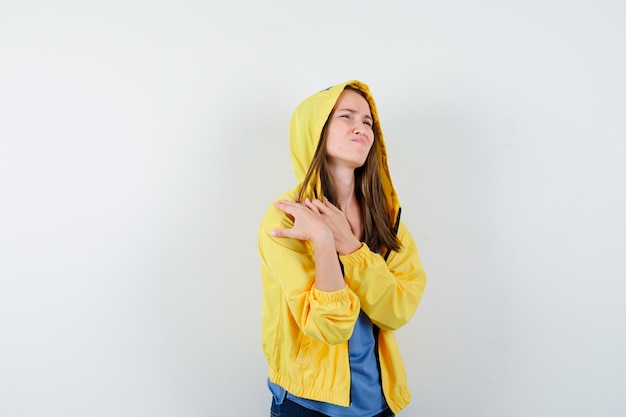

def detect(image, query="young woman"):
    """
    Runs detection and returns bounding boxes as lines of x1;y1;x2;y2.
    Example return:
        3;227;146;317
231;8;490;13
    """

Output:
258;81;427;416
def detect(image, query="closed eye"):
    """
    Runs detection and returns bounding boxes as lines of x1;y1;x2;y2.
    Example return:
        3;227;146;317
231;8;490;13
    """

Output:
337;111;373;127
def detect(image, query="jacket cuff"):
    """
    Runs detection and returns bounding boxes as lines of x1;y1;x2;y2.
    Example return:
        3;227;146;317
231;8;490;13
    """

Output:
310;284;351;303
338;242;372;267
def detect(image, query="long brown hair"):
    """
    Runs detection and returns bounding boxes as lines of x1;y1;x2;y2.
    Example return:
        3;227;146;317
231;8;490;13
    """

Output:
298;85;401;253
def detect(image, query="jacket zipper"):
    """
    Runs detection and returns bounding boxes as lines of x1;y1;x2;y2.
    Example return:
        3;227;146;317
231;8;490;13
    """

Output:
383;207;402;261
379;207;401;406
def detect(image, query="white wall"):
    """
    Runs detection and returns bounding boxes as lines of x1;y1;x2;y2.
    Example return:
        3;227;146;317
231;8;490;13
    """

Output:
1;1;625;416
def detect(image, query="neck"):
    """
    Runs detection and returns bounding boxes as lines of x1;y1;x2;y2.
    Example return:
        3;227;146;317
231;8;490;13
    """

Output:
329;165;357;211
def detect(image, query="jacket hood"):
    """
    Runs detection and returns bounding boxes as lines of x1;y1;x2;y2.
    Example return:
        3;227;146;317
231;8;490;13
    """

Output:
289;80;400;218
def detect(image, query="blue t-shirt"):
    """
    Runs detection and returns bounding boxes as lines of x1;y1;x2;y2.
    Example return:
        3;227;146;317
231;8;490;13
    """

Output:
268;310;387;417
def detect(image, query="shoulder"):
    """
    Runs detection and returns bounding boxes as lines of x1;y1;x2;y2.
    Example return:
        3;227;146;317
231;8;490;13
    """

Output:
258;185;312;256
258;185;300;235
388;220;418;258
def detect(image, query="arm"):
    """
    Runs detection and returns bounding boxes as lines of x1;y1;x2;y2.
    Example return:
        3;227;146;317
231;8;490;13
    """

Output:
259;199;360;345
339;221;427;330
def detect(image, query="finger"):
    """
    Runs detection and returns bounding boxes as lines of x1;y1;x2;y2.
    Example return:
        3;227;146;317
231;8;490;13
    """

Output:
269;228;292;238
273;199;301;209
303;198;320;213
322;197;342;212
272;201;299;222
273;200;304;214
311;199;330;212
312;200;342;223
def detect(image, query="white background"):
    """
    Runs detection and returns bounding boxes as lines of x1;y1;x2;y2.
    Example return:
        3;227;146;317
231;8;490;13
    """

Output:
1;1;625;416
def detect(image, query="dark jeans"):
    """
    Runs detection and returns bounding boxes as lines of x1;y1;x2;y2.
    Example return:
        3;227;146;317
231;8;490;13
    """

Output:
270;397;395;417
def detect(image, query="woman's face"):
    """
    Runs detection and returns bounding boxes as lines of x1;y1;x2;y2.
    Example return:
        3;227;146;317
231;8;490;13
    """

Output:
325;89;374;171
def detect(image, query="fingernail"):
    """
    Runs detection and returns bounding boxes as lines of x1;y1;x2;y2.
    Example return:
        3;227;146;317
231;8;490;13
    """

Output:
269;230;277;236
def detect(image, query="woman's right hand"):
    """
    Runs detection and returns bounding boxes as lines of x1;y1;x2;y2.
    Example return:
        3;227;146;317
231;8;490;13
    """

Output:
271;198;345;292
270;199;333;246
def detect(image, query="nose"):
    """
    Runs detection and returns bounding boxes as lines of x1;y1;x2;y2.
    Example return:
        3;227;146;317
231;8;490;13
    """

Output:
352;120;367;135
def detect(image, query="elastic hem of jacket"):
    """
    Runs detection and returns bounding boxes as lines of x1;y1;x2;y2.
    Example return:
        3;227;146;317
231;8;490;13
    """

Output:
386;386;411;415
310;283;351;303
338;242;374;268
268;367;351;407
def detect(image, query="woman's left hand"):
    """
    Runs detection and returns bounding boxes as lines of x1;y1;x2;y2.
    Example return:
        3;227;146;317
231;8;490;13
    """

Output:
311;197;362;255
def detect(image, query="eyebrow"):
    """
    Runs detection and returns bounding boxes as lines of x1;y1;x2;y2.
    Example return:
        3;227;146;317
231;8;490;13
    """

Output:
336;108;373;121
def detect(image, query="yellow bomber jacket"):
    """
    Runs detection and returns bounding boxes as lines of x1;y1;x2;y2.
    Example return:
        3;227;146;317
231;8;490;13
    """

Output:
258;80;427;415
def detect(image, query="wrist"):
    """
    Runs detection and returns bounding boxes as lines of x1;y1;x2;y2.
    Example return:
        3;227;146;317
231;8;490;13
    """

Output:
337;239;362;256
310;227;334;248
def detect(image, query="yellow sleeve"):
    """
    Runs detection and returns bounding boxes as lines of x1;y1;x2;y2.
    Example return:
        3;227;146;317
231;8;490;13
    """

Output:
338;221;427;330
258;203;361;345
